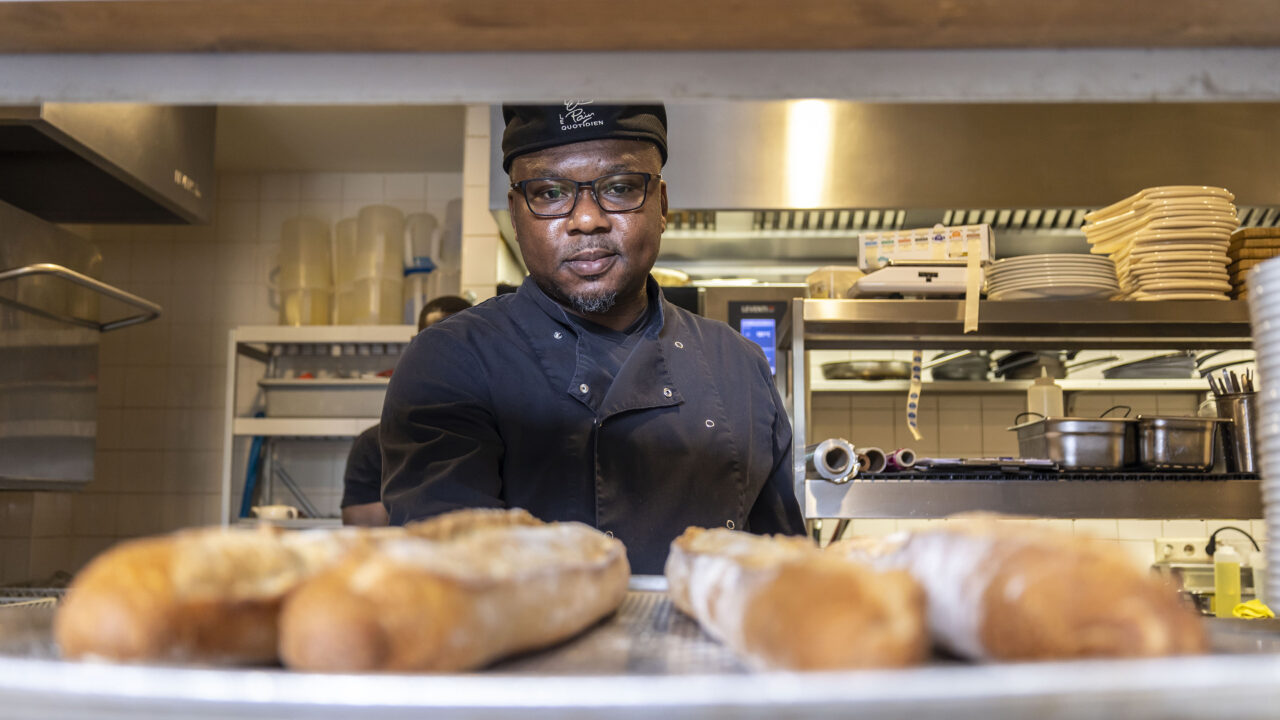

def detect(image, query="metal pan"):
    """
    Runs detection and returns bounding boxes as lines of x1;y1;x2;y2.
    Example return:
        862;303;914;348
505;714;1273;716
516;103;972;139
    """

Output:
821;360;911;381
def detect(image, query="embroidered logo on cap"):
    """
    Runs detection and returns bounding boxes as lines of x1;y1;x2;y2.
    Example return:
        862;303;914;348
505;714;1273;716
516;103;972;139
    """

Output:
559;100;603;132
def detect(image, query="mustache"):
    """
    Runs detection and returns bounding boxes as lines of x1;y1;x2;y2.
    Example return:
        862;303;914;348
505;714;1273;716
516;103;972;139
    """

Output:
563;240;621;257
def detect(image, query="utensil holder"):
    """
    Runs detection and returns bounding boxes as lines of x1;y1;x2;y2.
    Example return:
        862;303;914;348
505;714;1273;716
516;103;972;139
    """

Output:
1216;392;1259;473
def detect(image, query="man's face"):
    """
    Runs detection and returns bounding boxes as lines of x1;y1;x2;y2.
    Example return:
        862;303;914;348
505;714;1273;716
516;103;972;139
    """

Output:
507;138;667;317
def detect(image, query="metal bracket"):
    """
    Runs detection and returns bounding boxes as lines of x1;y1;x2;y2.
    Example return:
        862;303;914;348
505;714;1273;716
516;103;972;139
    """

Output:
0;262;162;331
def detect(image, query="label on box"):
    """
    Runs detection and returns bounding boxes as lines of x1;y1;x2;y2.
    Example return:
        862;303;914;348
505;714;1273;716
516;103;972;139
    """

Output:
858;223;995;272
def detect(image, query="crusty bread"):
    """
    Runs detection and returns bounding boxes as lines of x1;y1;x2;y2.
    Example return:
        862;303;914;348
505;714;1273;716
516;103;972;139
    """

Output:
831;515;1206;660
55;525;404;664
404;507;542;540
279;522;630;672
664;527;927;670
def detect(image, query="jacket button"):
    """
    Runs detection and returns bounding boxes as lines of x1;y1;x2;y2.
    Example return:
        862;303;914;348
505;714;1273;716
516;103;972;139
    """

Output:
662;387;672;398
674;341;685;349
553;331;563;340
705;419;715;428
579;383;589;394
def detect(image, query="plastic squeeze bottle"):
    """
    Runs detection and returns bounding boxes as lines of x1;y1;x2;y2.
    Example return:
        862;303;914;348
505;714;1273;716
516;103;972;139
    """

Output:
1026;367;1064;418
1214;544;1242;618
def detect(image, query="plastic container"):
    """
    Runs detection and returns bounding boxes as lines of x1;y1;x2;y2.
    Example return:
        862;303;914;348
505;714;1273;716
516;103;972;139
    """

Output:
279;288;332;326
806;265;864;299
354;205;406;281
259;378;389;417
405;212;440;274
338;277;403;325
1026;367;1064;418
278;216;332;289
334;217;358;287
403;268;433;326
1214;544;1242;618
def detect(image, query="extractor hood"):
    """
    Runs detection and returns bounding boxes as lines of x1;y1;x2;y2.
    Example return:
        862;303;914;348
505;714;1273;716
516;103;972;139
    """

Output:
0;103;215;224
490;102;1280;281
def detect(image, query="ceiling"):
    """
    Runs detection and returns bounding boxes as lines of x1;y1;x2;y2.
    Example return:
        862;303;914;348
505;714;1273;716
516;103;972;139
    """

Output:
214;105;465;172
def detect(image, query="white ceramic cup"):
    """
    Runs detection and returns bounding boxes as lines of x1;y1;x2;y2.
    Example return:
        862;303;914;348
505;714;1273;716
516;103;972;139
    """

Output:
252;504;299;520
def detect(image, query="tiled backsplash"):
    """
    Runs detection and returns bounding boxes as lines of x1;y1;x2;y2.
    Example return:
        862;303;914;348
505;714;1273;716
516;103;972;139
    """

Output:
0;169;463;584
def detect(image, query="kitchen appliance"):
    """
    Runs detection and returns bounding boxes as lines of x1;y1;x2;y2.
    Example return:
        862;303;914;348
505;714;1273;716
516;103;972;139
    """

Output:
854;260;977;298
702;284;806;377
0;104;215;223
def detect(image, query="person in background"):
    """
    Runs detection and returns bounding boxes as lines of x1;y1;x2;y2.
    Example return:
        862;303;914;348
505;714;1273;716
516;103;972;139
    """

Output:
340;294;473;526
379;102;804;573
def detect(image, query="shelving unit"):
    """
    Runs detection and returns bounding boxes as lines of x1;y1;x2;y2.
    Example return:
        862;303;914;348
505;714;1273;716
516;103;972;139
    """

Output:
783;299;1260;520
219;325;417;526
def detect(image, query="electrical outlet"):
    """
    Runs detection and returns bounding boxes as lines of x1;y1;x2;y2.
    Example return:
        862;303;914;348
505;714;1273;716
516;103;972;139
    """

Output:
1154;537;1211;563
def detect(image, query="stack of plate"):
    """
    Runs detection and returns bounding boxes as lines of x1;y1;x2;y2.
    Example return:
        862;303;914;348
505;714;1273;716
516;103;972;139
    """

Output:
1082;186;1239;301
1244;256;1280;604
985;254;1119;300
1229;227;1280;300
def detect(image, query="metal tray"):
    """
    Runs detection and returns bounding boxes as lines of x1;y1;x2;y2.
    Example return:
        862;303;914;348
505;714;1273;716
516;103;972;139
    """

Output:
3;582;1280;719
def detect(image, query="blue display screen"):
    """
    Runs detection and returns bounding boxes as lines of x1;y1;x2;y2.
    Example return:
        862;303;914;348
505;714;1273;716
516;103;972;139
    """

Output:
740;318;777;375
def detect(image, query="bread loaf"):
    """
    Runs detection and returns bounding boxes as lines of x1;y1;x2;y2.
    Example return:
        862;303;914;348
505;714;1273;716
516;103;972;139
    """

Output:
279;521;629;672
664;527;927;670
832;515;1206;660
55;525;403;664
404;507;542;540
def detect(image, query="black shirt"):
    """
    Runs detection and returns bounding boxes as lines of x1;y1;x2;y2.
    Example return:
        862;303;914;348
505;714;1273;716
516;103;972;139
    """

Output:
341;424;382;508
380;275;804;574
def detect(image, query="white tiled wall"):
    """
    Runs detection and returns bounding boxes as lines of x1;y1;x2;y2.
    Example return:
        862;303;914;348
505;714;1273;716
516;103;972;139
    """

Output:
0;168;477;584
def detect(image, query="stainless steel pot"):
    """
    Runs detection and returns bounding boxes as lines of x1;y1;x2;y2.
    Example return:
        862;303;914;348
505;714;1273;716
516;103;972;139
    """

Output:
1135;416;1222;471
1008;407;1137;469
821;360;912;381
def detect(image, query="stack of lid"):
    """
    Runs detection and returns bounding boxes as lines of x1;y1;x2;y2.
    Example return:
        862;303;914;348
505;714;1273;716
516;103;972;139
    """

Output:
1229;227;1280;300
1082;186;1238;301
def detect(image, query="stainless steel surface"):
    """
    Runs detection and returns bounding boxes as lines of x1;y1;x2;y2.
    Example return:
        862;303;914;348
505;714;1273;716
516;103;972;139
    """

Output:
0;263;162;332
791;299;1253;351
805;478;1263;520
805;438;857;482
1011;417;1138;470
1136;416;1221;472
0;104;214;223
1217;393;1259;473
0;203;101;489
5;589;1280;718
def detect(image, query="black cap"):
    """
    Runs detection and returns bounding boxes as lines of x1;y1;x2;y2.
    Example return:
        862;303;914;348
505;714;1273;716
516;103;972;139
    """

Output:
501;102;668;173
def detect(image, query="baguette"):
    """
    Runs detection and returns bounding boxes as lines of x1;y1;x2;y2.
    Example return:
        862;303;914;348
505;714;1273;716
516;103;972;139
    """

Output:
55;525;405;664
664;527;927;670
404;507;542;540
279;521;629;672
832;515;1206;660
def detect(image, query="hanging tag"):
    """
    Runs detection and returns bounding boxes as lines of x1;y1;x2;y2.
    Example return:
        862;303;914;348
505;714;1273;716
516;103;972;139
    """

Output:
964;234;982;334
907;349;924;442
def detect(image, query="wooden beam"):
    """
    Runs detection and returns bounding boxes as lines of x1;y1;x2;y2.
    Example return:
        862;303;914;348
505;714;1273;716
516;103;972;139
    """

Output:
1;0;1279;53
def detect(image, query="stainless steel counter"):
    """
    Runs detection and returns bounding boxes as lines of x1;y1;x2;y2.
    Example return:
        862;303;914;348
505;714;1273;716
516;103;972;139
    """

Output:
3;585;1280;719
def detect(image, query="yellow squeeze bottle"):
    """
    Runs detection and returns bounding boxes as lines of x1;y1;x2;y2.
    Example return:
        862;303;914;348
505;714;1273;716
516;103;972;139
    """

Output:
1214;544;1242;618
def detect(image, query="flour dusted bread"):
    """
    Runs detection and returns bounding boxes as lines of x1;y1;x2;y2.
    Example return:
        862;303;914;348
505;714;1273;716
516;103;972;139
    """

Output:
832;515;1206;660
55;525;404;664
279;521;629;672
664;527;927;670
404;507;542;540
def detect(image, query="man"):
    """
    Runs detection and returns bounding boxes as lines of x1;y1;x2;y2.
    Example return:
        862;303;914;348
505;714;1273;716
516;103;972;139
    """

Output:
340;294;473;526
380;102;804;572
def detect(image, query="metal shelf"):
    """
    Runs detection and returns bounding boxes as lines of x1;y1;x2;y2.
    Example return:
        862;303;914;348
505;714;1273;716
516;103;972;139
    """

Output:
787;299;1252;351
231;324;416;344
804;476;1262;519
811;378;1213;393
232;418;378;437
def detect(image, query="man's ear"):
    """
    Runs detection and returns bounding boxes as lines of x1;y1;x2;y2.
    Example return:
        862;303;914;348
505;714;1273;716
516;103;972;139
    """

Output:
658;180;668;233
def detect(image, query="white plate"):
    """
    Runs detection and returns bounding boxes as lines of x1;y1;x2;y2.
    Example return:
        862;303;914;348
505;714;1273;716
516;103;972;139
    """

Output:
989;286;1116;300
989;255;1115;267
1133;278;1233;292
989;275;1119;288
988;267;1117;280
1128;242;1232;256
1131;291;1231;301
1082;185;1234;223
1126;251;1230;265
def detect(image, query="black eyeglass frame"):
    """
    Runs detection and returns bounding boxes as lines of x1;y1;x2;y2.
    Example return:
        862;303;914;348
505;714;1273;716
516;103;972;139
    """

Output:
509;172;662;218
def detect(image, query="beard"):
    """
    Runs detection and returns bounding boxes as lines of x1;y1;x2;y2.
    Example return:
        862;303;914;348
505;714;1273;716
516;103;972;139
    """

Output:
566;288;618;315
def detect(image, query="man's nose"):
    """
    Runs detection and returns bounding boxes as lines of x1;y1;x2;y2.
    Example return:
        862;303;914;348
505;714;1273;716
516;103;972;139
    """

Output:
566;186;612;234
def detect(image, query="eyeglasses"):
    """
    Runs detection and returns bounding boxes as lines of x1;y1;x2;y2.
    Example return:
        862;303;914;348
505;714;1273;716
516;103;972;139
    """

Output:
510;172;661;218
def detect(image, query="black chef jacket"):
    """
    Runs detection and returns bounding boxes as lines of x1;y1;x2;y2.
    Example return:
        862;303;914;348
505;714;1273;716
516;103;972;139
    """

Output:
380;275;804;573
341;425;381;508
